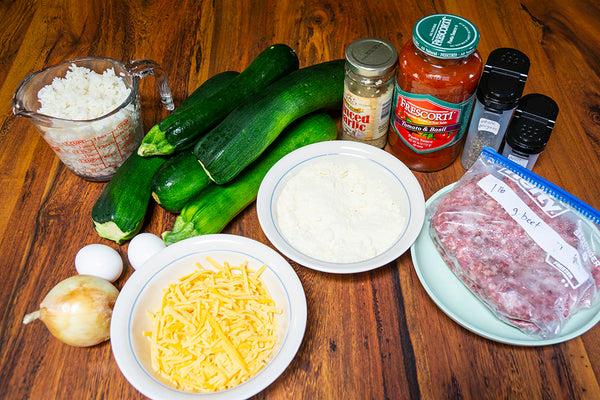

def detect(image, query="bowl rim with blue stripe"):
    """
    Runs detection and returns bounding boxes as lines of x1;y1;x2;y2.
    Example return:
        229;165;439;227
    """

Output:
110;233;307;399
256;140;426;274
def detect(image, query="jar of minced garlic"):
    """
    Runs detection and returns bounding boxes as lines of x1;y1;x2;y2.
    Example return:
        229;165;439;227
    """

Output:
388;14;483;171
341;38;398;148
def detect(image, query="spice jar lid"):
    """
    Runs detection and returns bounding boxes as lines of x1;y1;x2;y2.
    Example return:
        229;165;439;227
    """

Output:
345;38;398;77
476;48;530;111
505;94;559;154
412;14;480;59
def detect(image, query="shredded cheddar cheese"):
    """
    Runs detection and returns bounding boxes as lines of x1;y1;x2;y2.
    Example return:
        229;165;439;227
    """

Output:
144;257;282;392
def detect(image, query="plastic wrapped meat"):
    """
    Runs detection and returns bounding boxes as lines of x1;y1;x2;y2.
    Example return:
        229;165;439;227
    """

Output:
428;148;600;338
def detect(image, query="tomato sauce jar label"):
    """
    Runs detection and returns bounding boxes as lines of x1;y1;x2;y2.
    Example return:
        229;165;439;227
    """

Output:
390;87;475;153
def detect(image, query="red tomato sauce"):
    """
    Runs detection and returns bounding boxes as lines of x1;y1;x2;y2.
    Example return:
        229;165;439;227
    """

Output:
388;14;483;171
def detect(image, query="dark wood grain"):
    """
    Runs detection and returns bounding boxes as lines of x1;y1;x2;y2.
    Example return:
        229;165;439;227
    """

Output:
1;0;600;399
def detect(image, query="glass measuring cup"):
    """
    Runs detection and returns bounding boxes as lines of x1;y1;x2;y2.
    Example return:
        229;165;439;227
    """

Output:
13;57;174;181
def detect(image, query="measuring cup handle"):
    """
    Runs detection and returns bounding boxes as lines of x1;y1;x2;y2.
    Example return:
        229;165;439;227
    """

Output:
126;59;175;111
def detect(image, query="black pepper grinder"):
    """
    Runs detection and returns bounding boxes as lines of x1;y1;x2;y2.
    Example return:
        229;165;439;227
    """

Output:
501;93;559;170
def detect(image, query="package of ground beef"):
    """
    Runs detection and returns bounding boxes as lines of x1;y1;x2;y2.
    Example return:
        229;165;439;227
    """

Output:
429;147;600;339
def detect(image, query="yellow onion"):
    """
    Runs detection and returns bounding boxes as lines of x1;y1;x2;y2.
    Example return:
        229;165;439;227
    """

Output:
23;275;119;347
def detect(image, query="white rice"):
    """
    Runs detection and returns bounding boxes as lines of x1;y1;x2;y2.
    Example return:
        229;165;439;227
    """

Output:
38;64;131;119
36;64;141;180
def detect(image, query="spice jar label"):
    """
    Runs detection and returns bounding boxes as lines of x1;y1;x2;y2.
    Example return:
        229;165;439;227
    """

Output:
390;86;474;153
477;118;501;135
342;86;393;141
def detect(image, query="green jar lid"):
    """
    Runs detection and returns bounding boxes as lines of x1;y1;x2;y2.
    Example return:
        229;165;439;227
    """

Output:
412;14;480;59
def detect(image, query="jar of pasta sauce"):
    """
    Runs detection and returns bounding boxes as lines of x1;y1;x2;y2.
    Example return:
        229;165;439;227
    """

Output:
388;14;483;171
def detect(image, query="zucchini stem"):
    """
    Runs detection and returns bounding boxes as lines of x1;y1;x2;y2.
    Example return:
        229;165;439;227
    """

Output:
138;126;175;156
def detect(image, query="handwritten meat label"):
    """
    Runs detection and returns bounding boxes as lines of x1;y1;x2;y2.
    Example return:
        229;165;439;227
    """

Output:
498;168;570;218
477;174;590;289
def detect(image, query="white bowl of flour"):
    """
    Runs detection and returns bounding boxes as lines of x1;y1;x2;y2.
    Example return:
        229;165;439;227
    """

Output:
257;141;426;274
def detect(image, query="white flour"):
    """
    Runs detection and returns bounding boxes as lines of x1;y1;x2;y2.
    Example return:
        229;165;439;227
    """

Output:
275;159;406;263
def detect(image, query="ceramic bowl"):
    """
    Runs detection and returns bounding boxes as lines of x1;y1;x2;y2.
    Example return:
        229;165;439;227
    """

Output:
110;234;307;399
257;141;426;274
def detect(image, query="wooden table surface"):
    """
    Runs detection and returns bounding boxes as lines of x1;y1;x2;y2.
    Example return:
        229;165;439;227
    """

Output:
2;0;600;399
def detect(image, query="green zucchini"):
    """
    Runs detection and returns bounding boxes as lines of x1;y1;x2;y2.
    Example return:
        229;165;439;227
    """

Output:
193;59;344;185
175;70;239;112
151;150;211;212
92;152;166;244
150;71;241;212
138;44;299;156
163;112;338;244
92;71;240;242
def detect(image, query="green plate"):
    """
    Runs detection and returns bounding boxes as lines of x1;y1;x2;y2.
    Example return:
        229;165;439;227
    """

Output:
410;184;600;346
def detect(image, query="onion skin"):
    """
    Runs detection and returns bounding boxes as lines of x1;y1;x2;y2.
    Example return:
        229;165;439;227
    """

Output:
23;275;119;347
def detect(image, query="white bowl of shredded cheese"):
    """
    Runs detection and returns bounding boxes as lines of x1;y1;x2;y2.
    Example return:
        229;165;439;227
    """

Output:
110;234;307;399
257;141;425;274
